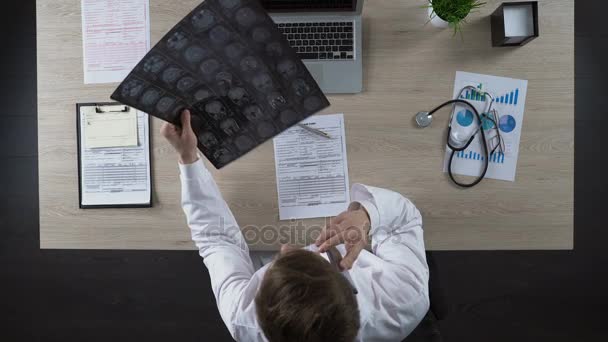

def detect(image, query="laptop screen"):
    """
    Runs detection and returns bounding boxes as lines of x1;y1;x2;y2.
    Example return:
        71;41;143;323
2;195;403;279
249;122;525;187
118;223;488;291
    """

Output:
260;0;357;13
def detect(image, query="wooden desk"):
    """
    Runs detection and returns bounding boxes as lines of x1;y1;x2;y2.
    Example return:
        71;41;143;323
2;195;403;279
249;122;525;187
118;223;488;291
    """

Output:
37;0;573;250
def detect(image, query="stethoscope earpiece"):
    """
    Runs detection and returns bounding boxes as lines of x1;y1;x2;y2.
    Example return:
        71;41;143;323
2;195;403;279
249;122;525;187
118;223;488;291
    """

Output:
415;111;433;128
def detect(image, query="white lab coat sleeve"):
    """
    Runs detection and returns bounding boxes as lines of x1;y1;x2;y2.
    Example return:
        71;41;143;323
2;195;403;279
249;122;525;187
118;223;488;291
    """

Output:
179;159;254;338
351;183;430;340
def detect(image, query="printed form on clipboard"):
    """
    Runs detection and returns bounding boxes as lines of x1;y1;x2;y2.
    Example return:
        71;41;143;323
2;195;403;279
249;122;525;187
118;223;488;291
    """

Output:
77;103;152;208
273;114;350;220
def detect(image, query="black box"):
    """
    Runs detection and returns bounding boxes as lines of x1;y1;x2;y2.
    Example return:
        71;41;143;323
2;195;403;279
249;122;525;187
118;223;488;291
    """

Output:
491;2;539;47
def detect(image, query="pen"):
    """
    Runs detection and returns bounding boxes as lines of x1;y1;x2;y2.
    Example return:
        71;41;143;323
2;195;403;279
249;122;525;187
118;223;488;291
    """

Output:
297;123;332;139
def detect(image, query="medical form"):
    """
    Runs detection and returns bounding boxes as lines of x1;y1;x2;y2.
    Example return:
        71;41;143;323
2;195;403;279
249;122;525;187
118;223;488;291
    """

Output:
273;114;350;220
81;0;150;84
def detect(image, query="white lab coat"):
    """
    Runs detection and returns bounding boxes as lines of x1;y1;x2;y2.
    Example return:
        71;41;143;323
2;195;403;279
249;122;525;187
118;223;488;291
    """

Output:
180;160;430;341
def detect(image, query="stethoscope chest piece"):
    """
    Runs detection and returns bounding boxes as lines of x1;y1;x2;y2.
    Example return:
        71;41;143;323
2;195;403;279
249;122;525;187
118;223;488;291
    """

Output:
415;111;433;128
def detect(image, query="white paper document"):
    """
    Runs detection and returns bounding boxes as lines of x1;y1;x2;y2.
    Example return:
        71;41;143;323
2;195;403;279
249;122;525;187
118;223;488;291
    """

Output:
81;0;150;84
444;71;528;181
84;108;138;149
273;114;350;220
80;110;151;206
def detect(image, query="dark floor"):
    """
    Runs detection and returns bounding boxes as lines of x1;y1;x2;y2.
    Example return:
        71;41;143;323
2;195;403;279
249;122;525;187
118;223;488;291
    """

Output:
1;1;606;341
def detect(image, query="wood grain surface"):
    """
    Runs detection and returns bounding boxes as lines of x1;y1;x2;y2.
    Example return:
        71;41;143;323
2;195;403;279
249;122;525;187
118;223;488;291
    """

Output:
37;0;574;250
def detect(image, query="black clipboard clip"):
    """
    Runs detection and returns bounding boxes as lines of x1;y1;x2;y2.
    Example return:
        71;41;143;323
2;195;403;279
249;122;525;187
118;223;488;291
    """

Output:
95;105;130;113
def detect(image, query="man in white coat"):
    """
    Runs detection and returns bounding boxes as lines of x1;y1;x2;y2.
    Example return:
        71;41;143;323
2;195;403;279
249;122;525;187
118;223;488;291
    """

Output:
161;110;430;342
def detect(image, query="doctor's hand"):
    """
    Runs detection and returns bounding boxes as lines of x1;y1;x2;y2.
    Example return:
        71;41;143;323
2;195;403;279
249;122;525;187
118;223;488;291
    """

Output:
160;109;199;165
315;203;371;270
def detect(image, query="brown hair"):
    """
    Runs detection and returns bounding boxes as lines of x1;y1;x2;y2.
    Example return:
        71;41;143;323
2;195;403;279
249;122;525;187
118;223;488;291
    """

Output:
255;249;360;342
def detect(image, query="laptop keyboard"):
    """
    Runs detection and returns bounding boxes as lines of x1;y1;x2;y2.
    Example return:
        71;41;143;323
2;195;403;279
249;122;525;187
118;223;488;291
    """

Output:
277;21;355;61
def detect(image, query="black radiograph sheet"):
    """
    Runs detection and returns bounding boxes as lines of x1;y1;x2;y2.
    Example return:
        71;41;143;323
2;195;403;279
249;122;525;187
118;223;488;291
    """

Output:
111;0;330;168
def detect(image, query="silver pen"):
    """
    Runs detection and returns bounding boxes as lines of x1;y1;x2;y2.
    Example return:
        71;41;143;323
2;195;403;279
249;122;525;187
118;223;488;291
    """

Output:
297;123;332;139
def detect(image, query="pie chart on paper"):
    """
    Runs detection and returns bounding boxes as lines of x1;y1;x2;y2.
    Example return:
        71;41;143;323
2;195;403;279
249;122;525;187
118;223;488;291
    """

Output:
499;115;517;133
456;109;474;127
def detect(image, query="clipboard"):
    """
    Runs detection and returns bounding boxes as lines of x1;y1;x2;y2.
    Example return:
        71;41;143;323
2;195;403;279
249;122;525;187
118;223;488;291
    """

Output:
76;102;152;209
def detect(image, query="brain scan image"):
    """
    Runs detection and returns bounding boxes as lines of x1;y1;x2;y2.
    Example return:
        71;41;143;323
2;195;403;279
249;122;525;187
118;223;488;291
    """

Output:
209;25;232;45
252;27;271;43
240;56;260;73
267;92;287;109
219;0;241;9
215;71;233;86
156;96;177;113
256;121;275;138
215;71;233;95
205;100;228;121
224;42;246;60
252;73;274;93
243;105;264;121
228;87;250;106
190;114;204;133
167;31;189;50
161;67;183;84
304;96;322;111
213;147;233;165
234;135;255;151
279;109;298;125
177;76;196;92
200;59;221;75
142;55;167;74
200;131;219;148
111;0;330;169
194;88;213;101
140;88;161;106
120;79;144;98
184;46;207;64
291;79;311;97
277;59;297;80
220;118;240;136
265;42;283;57
235;7;257;27
191;9;215;31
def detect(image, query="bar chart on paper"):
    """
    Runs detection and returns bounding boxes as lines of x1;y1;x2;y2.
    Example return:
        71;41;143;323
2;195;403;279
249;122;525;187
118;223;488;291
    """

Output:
459;84;520;106
447;71;528;182
460;83;487;102
496;88;520;105
454;150;505;164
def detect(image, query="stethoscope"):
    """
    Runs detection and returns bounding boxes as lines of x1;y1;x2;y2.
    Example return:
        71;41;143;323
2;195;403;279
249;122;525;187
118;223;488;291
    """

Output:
414;86;503;188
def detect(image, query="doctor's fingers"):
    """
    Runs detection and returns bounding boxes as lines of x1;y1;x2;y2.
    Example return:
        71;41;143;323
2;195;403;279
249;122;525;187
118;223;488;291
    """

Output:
324;219;355;239
315;224;340;246
318;222;362;251
340;242;365;270
318;230;348;252
181;109;193;132
316;214;349;245
160;122;179;138
315;226;338;246
329;211;349;226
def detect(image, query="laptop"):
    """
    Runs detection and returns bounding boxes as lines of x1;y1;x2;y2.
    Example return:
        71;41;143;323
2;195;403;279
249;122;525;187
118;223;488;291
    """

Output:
261;0;364;94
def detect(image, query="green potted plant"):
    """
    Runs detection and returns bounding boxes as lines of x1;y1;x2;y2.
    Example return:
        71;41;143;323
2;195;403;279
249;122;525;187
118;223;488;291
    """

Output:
427;0;486;34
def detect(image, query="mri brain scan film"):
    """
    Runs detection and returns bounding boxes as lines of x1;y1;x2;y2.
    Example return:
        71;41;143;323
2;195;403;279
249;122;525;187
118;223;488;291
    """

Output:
111;0;329;168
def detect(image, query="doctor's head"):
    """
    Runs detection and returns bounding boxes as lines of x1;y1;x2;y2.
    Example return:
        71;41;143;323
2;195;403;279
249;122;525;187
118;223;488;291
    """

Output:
255;248;360;342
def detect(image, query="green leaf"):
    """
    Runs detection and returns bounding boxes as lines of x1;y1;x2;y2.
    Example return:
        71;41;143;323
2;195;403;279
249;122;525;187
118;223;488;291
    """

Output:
428;0;485;38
